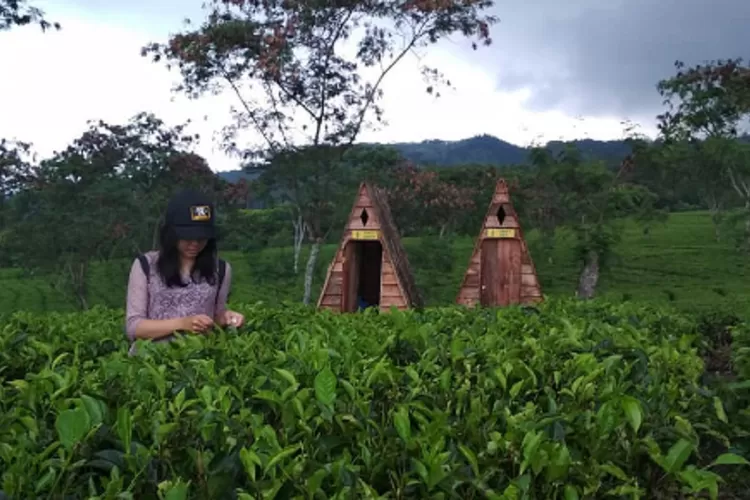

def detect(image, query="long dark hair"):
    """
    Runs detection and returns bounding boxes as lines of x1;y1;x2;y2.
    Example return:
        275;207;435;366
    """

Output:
156;223;218;288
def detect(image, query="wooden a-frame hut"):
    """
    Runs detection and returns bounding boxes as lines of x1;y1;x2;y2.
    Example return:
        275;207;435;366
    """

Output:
456;179;542;307
317;182;423;313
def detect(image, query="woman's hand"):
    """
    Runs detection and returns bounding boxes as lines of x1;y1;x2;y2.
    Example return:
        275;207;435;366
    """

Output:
182;314;214;333
219;310;245;328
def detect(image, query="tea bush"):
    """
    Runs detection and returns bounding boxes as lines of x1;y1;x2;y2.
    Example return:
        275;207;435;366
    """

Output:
1;299;748;499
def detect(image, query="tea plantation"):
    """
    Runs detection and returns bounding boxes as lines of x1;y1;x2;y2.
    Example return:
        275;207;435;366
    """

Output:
2;211;750;318
2;299;750;498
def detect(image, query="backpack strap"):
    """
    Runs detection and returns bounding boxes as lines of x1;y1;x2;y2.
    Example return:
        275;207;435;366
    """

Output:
137;254;150;283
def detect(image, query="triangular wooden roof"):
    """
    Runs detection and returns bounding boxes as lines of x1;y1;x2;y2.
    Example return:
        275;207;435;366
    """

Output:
456;178;542;307
317;182;423;311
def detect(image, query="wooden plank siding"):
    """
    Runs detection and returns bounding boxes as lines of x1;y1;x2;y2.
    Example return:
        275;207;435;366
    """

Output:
456;179;543;308
317;182;423;313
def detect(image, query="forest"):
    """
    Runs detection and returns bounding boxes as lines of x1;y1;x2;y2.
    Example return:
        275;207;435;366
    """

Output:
2;0;750;498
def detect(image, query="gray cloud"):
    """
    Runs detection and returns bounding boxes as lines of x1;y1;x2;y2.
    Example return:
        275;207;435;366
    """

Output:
477;0;749;122
58;0;748;125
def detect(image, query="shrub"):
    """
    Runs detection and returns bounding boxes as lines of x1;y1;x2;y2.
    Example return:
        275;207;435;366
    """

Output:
0;300;748;498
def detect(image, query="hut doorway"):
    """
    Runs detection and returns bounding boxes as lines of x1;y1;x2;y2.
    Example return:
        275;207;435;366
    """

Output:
342;240;383;312
480;238;522;306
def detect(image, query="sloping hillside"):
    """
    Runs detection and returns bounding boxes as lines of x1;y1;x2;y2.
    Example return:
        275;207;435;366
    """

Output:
217;135;635;182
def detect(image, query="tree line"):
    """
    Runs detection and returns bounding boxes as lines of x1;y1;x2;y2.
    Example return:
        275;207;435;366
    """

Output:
2;0;749;308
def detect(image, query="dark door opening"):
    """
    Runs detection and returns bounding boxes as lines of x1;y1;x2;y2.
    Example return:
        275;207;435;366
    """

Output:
342;240;383;312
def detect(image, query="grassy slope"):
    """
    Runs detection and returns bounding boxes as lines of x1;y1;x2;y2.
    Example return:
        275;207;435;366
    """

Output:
1;211;748;318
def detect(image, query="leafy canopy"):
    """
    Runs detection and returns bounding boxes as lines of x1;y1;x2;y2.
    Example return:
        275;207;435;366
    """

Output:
142;0;497;157
657;58;750;141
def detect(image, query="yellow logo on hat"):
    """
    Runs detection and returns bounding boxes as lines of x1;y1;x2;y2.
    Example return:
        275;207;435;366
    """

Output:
190;205;211;221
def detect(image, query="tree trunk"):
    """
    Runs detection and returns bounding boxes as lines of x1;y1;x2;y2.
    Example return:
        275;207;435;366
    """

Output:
303;238;321;305
292;215;306;274
67;260;89;310
541;229;555;264
708;201;722;242
727;168;750;250
576;249;599;300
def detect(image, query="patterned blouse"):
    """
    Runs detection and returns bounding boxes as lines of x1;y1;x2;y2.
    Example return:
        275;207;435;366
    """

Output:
125;251;232;351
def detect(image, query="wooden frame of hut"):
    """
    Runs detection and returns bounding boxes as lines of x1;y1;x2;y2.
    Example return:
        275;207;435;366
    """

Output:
456;179;543;307
317;182;423;313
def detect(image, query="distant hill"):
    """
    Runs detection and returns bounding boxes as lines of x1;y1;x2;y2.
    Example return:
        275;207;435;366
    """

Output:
384;134;528;166
217;134;634;182
218;167;265;183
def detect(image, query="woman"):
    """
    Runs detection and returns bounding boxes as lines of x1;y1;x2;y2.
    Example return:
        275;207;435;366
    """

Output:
125;189;245;352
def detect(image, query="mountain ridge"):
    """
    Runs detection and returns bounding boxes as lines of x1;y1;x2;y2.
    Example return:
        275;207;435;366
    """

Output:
217;134;635;182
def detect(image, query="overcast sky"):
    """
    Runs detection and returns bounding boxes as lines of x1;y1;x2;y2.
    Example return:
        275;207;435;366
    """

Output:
1;0;746;171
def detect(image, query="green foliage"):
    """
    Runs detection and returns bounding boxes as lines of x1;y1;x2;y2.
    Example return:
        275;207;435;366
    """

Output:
0;113;234;309
657;59;750;141
522;145;663;297
657;59;750;250
1;300;748;498
261;145;361;239
408;235;457;306
219;207;293;252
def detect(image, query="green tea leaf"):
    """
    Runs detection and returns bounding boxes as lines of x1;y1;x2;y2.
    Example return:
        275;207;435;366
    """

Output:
599;463;629;481
710;453;750;467
459;444;479;477
713;397;728;424
314;367;337;406
55;407;91;450
621;396;642;434
116;407;133;454
275;368;298;387
80;395;105;426
174;388;186;412
394;406;411;444
564;485;579;500
264;444;301;473
412;458;428;481
35;468;56;493
239;448;261;481
664;439;693;473
307;468;328;496
510;380;524;399
163;480;190;500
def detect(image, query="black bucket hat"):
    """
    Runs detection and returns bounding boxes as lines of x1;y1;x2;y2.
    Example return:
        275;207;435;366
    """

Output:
165;189;216;241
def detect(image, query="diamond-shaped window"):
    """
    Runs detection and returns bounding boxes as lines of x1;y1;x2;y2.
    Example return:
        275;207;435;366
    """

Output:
496;205;506;225
360;208;370;226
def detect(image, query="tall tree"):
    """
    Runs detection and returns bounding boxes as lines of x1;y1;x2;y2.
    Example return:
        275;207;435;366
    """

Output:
2;113;224;309
657;58;750;249
142;0;497;304
0;138;36;267
527;146;662;299
0;138;35;214
71;113;220;253
0;0;59;31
